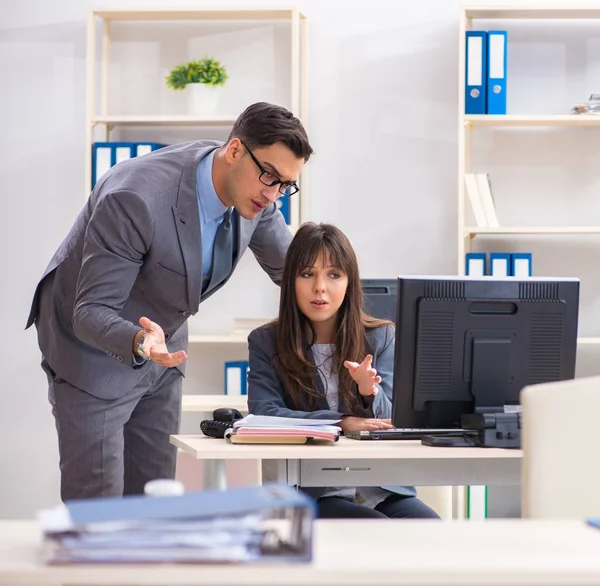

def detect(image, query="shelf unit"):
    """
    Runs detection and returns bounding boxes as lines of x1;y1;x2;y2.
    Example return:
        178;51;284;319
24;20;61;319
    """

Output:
182;394;248;413
458;5;600;345
85;6;309;232
188;333;250;344
464;114;600;127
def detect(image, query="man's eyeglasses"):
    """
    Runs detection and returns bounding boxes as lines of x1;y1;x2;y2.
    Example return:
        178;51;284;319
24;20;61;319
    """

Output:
240;140;300;196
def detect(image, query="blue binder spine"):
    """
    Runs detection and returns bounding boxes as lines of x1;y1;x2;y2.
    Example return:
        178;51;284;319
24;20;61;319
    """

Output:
465;31;488;114
465;252;487;276
92;142;169;188
224;360;249;395
511;253;532;277
486;30;507;115
135;142;167;156
92;142;112;188
489;252;512;276
113;142;135;166
276;187;291;225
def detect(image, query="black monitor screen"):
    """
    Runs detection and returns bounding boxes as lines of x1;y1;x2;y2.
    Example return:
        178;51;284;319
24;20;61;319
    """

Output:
392;276;579;429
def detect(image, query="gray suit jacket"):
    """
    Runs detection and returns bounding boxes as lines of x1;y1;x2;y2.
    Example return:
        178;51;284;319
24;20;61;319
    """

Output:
26;141;292;400
247;321;416;499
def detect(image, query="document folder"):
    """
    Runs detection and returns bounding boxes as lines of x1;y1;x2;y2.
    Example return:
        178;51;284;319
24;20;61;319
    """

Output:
511;253;532;277
92;142;167;188
465;31;488;114
465;252;487;276
225;360;249;395
487;31;507;115
226;414;341;444
490;252;511;276
277;188;291;225
38;484;315;565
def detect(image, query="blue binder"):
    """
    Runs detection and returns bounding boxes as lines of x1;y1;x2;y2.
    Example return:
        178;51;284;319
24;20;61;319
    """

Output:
64;484;315;525
225;360;249;395
489;252;512;276
465;252;487;276
42;484;315;563
92;142;167;188
135;142;166;157
487;31;507;115
465;31;488;114
511;253;532;277
276;187;291;225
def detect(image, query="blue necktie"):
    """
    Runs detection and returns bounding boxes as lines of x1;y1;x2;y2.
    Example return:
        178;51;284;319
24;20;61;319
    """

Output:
205;208;233;293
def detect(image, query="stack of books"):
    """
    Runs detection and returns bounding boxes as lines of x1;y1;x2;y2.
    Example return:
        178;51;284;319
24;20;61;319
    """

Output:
226;414;342;444
37;484;315;565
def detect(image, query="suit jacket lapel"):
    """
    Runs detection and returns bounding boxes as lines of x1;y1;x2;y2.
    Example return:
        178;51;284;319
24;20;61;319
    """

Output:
172;204;201;312
172;143;219;313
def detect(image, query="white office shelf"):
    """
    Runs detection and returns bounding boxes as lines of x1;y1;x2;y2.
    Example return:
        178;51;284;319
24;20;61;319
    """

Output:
92;8;304;21
188;332;250;344
91;115;239;127
464;6;600;20
182;394;248;413
465;227;600;236
464;114;600;127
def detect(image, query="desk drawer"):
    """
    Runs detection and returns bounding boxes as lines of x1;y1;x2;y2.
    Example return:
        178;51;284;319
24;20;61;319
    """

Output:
298;458;520;487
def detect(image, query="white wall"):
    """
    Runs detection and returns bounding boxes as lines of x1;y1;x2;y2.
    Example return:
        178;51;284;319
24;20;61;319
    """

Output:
1;0;599;518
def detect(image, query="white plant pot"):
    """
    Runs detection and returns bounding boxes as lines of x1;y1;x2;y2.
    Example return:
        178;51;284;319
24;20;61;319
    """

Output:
187;83;221;115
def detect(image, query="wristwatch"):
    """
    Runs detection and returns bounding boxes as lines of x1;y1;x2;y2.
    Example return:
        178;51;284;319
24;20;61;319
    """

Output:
135;332;147;359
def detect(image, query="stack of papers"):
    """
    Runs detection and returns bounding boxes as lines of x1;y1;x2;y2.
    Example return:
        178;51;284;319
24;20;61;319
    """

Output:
226;414;342;444
38;484;315;565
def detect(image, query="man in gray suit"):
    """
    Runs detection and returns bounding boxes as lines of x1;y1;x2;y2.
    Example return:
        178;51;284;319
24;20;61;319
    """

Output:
26;102;313;501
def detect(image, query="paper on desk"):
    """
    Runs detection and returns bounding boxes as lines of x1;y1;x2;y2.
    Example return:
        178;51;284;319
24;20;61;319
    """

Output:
235;426;340;439
233;414;341;428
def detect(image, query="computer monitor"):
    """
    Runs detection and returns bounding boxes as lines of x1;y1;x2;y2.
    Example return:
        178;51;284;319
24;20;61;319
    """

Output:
361;279;397;321
392;275;579;446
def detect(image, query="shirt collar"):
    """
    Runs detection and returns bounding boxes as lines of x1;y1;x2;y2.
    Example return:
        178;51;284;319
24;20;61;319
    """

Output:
196;148;229;223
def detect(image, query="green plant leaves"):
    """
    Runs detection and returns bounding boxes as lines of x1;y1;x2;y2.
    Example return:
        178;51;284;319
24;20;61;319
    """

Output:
165;57;229;90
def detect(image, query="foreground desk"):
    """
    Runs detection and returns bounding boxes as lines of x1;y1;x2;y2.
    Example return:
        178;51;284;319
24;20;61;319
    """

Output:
170;435;522;495
2;519;599;585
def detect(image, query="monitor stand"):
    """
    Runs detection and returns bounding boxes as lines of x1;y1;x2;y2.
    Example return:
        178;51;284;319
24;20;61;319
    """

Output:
421;412;521;449
422;335;522;448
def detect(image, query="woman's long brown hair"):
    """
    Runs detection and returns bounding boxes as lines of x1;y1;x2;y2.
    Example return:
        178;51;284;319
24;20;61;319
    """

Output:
275;222;392;414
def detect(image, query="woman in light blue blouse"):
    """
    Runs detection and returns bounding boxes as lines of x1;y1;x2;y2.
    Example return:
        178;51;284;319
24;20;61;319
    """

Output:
247;222;439;519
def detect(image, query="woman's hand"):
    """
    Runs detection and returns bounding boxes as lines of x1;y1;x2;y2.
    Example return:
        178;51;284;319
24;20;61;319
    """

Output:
339;416;394;432
343;354;381;396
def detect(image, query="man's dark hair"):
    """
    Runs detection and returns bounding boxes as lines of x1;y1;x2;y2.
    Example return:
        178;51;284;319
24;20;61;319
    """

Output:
228;102;313;162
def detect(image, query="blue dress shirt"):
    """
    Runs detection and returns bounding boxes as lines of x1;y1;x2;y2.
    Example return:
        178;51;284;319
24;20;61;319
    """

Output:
196;149;231;289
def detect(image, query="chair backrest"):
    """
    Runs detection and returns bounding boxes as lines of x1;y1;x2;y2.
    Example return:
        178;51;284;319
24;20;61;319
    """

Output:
521;375;600;519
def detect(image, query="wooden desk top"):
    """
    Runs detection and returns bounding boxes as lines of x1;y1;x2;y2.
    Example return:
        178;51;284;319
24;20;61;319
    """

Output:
1;519;599;585
170;434;523;461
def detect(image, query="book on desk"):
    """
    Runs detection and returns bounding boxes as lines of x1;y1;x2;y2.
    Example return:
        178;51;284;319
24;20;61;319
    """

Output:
225;414;342;444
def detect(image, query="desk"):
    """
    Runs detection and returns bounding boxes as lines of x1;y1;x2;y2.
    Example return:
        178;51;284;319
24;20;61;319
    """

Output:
170;435;522;497
2;519;599;585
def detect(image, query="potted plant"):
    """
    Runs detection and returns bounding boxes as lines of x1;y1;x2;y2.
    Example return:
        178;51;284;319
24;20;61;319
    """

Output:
166;57;229;115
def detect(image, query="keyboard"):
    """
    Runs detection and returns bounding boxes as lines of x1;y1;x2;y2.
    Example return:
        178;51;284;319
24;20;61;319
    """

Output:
344;428;466;441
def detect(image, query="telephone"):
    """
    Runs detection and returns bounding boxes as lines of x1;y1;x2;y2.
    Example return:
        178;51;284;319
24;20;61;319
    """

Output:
200;407;244;438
